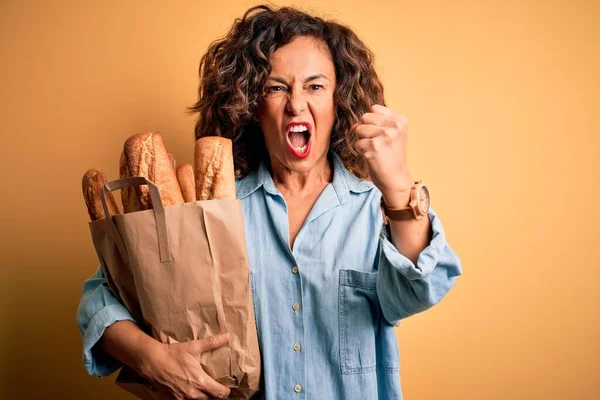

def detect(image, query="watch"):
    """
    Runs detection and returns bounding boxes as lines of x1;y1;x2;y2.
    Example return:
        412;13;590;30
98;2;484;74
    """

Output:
381;180;430;223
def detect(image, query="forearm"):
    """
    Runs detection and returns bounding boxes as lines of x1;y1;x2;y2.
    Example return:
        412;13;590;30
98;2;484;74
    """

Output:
377;207;462;323
387;216;431;265
97;320;159;376
382;190;431;265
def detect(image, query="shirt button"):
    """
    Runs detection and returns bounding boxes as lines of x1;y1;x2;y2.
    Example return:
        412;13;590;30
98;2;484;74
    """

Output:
291;266;299;274
293;342;301;351
294;384;302;393
292;302;300;311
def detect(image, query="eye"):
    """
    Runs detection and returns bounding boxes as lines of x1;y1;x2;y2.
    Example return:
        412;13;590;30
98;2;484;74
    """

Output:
266;85;286;93
309;84;324;91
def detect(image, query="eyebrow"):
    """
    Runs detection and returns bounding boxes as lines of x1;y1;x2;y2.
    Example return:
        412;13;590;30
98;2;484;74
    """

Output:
267;74;330;85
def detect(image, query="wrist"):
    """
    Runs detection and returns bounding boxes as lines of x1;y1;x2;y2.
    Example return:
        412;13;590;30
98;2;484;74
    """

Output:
381;188;411;210
378;168;413;209
132;334;164;379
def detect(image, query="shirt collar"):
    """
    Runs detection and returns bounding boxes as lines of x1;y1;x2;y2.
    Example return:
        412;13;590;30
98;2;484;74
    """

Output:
236;152;374;202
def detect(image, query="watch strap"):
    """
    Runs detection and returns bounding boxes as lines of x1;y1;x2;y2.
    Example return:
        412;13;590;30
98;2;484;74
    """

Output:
381;198;415;223
380;181;426;223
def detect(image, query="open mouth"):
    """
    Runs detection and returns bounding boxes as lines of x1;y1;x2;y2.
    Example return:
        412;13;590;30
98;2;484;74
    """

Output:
285;122;312;158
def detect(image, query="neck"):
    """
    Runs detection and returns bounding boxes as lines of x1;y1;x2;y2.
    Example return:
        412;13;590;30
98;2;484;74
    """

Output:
269;153;333;194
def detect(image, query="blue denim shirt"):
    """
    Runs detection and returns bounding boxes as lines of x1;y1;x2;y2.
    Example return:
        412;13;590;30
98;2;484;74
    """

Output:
77;152;463;400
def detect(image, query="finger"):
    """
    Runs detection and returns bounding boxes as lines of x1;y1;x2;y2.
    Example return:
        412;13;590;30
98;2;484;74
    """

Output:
371;105;408;130
197;374;231;399
359;112;387;126
187;393;210;400
354;124;381;139
371;104;395;116
355;138;373;155
196;333;231;354
355;135;388;157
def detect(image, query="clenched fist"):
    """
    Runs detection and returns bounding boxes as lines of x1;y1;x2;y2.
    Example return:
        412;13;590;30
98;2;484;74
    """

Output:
353;104;414;209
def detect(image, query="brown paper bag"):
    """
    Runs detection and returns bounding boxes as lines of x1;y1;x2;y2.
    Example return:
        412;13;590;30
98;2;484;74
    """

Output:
88;176;261;399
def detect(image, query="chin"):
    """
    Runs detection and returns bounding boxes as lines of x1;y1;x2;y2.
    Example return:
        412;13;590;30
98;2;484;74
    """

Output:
280;155;313;171
285;148;327;171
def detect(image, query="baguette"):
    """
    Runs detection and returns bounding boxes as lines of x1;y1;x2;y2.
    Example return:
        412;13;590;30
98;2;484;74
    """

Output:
167;152;176;169
82;168;120;221
176;164;196;202
120;132;184;212
194;137;236;200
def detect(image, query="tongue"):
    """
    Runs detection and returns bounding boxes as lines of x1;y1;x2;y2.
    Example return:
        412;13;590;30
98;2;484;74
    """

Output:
289;132;308;148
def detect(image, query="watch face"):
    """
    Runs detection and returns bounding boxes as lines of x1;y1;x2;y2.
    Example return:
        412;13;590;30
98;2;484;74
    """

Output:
418;186;430;213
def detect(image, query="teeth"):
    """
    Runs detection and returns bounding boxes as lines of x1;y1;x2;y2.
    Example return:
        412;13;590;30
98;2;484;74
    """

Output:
289;125;308;133
293;144;307;153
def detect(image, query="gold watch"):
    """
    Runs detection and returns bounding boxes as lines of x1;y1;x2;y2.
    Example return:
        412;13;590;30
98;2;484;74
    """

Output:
381;180;430;223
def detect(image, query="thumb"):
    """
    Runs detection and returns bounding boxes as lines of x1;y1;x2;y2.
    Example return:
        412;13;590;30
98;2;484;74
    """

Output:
195;333;231;354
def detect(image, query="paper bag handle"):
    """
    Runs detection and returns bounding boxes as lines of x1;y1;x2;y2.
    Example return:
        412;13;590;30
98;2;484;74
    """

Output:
101;177;172;263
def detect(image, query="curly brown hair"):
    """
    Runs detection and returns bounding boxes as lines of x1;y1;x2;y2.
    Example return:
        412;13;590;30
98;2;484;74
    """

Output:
188;4;385;179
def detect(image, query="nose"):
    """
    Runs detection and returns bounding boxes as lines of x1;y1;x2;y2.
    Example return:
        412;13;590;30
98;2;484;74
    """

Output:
286;90;307;116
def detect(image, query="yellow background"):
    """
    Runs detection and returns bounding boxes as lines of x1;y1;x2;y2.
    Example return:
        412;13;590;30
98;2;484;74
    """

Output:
1;1;598;399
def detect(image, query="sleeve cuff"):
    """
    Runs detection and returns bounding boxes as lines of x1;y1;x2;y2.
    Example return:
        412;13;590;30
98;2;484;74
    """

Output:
82;304;136;377
377;207;461;325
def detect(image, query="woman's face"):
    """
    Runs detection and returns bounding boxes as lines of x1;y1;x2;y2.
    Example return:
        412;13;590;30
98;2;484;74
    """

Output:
258;36;336;174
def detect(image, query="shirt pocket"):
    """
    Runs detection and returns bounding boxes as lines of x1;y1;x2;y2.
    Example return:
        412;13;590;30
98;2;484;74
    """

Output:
338;269;380;375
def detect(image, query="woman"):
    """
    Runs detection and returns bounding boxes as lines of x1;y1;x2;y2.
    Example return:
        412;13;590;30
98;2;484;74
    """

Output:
77;5;462;400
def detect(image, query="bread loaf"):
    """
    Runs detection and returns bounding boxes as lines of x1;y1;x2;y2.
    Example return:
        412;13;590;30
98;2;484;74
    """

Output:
120;132;184;213
82;168;120;221
194;137;236;200
176;164;196;202
167;152;176;169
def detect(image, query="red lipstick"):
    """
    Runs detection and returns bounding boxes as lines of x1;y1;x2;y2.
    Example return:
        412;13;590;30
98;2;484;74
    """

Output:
285;122;312;159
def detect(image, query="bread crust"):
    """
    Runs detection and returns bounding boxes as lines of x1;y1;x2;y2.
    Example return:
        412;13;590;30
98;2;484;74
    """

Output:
176;164;196;202
120;132;184;212
194;137;236;200
82;168;120;221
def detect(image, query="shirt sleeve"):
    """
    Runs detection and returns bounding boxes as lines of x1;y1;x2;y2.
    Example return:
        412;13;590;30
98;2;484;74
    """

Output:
76;265;137;377
376;208;463;326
